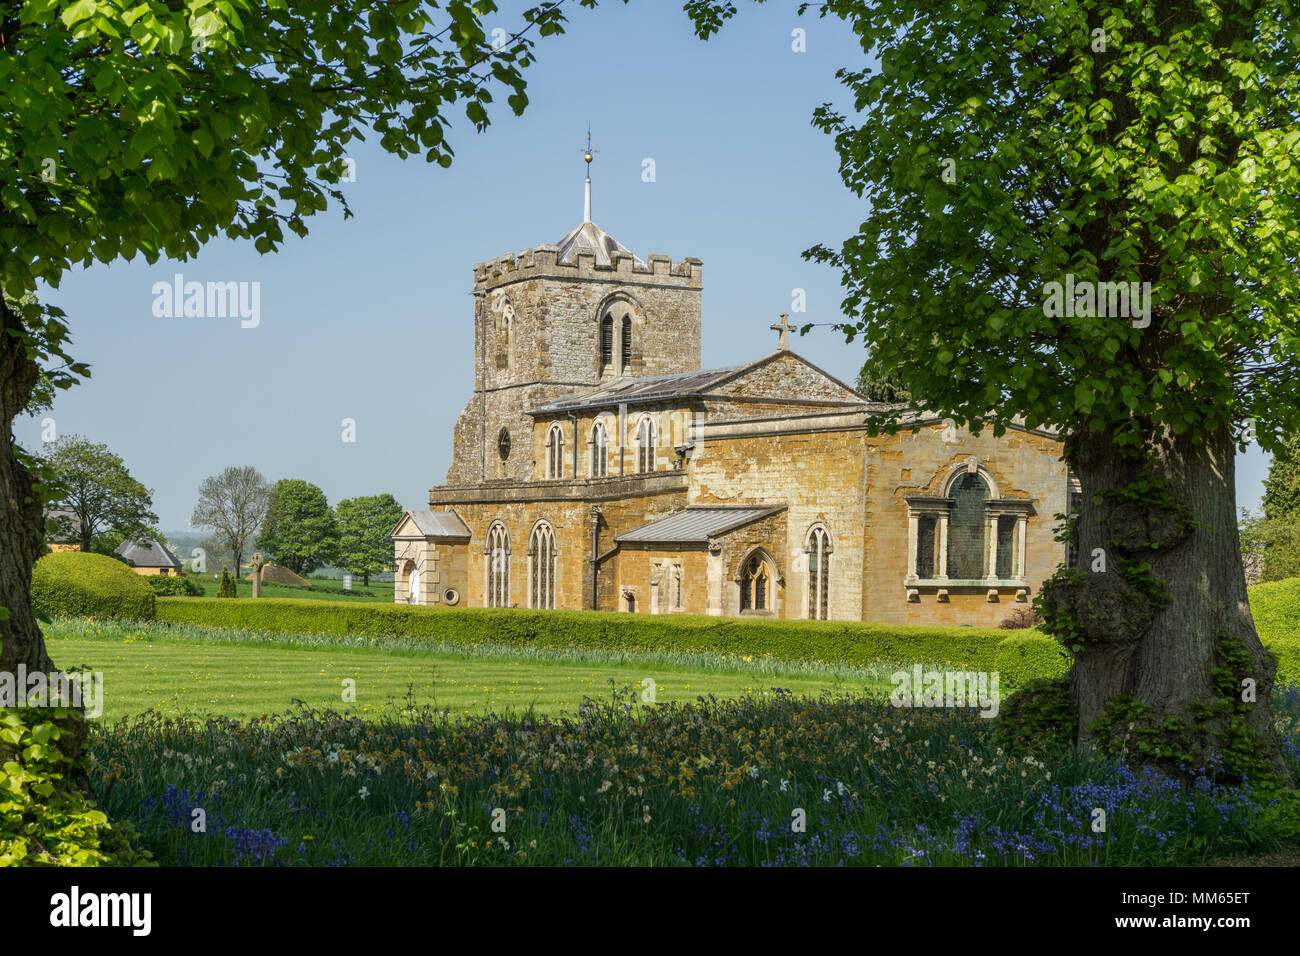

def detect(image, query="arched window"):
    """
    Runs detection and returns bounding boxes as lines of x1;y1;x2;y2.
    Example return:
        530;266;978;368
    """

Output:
486;521;510;607
528;521;557;610
806;526;831;620
599;315;614;374
620;316;632;373
739;552;774;613
948;472;989;579
591;421;608;477
636;416;655;473
546;424;564;479
495;298;515;374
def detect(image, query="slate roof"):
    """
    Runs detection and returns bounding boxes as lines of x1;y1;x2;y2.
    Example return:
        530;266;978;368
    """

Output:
616;506;786;545
555;220;646;268
115;538;185;569
528;365;745;416
393;509;471;539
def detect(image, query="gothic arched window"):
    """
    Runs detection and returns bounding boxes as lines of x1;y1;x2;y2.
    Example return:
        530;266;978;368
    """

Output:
806;526;831;620
621;316;632;373
546;424;564;479
599;315;614;374
528;521;557;610
739;552;773;612
591;421;608;477
486;521;510;607
636;415;655;473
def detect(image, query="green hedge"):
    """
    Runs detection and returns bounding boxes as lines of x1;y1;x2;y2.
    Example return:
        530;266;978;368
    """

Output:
1250;578;1300;686
145;575;203;597
32;552;156;621
154;597;1071;683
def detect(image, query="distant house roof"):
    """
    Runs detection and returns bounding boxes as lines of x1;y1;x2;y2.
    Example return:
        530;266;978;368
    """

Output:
616;506;786;546
528;365;745;416
115;538;185;569
393;509;472;540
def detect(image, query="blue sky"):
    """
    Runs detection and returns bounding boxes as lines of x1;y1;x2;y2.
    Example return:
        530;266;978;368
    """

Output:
16;1;1271;529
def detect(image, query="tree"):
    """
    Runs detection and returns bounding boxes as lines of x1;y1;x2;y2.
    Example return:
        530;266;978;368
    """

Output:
257;479;337;575
1262;432;1300;523
687;1;1297;780
43;436;158;553
191;466;270;580
334;494;406;586
1239;508;1300;584
854;358;911;404
1;0;595;732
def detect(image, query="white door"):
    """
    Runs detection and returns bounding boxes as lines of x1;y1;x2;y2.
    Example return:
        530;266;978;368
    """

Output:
408;567;421;604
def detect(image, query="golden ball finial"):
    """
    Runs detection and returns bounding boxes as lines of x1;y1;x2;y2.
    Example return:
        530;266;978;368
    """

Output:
584;152;593;163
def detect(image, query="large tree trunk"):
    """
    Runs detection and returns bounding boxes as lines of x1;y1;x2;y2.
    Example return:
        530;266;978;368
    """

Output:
0;295;55;677
1048;421;1287;782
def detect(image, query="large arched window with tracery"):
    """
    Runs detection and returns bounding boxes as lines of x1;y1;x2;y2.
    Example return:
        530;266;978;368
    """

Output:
486;521;510;607
527;521;557;610
739;552;774;613
806;526;831;620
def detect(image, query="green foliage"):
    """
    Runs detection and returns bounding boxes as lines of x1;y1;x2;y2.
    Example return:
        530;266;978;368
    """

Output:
256;479;337;575
31;551;155;621
992;679;1077;757
190;466;271;579
1249;577;1300;685
153;597;1066;684
993;635;1071;688
1240;510;1300;583
684;2;1300;454
1263;432;1300;522
146;575;203;597
0;708;152;866
334;493;406;586
217;570;236;599
854;358;911;403
40;436;158;551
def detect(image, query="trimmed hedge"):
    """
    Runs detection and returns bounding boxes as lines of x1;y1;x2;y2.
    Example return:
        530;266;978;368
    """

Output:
154;597;1071;683
1250;578;1300;686
32;552;156;621
145;575;203;597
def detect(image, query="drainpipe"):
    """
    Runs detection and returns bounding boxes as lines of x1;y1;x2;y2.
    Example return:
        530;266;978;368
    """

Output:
590;505;602;610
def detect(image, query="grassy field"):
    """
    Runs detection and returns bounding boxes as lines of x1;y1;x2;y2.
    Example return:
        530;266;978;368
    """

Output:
47;619;895;723
184;574;394;602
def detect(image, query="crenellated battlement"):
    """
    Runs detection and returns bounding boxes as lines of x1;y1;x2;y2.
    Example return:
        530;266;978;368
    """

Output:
474;244;703;290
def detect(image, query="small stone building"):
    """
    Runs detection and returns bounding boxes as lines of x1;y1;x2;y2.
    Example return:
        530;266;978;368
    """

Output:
395;172;1071;626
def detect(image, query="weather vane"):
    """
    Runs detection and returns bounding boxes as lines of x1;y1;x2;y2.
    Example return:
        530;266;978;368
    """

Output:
583;125;598;171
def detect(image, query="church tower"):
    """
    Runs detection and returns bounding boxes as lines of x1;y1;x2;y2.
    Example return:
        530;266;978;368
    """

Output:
445;139;703;484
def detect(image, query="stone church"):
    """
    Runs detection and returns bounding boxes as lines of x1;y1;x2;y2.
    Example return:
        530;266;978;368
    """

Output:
393;169;1071;626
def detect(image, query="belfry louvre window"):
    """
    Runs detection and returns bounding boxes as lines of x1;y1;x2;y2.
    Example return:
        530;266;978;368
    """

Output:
636;417;655;473
948;473;989;579
739;554;772;612
621;316;632;372
546;424;564;479
807;526;831;620
591;421;608;477
486;522;509;608
528;522;557;610
599;315;614;373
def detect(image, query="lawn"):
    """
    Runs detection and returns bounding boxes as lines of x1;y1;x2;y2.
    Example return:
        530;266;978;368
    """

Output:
46;619;895;723
183;575;394;602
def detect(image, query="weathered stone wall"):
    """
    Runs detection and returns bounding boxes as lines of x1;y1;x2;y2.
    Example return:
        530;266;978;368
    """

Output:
612;547;711;615
708;353;862;403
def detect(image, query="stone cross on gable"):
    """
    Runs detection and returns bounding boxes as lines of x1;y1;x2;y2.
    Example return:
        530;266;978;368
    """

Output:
770;313;795;351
